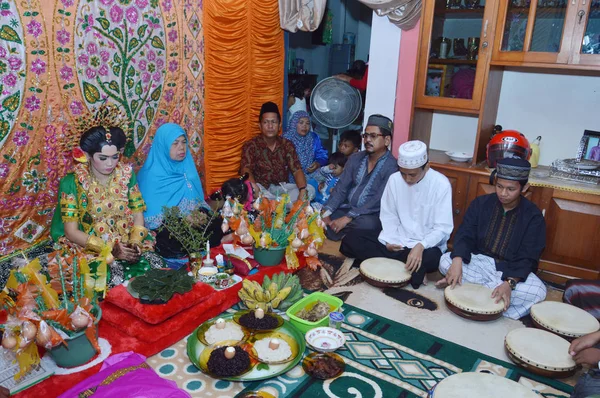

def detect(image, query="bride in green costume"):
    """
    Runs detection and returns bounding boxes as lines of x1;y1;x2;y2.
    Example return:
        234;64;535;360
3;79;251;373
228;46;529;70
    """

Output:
50;105;158;288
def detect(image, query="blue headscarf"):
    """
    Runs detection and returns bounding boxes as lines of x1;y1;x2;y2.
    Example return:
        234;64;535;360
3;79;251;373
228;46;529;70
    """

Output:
283;111;315;172
138;123;206;219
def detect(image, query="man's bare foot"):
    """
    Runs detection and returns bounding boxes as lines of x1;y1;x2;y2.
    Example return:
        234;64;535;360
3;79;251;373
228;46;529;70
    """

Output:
435;277;449;289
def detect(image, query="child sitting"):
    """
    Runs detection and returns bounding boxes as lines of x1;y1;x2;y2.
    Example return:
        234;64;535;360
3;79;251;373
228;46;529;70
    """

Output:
308;152;347;204
209;173;253;211
338;130;361;157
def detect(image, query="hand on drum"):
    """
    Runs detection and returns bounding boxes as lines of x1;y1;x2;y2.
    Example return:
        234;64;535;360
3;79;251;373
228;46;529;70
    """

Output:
569;331;600;357
385;242;403;252
491;282;511;311
439;258;463;289
571;347;600;367
406;243;424;273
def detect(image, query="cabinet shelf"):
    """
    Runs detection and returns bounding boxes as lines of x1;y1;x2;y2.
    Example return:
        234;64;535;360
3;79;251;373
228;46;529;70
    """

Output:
428;58;478;65
434;8;485;19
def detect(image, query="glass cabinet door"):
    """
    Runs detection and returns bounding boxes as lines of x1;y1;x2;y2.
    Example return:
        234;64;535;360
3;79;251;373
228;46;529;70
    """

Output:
415;0;495;111
571;0;600;65
493;0;575;63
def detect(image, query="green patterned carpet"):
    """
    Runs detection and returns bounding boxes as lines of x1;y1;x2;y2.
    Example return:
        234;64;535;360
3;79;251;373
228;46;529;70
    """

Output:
152;302;573;397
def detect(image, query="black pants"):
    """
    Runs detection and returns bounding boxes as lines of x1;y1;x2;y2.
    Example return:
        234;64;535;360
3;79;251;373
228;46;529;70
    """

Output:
325;208;382;242
155;214;224;259
340;229;442;289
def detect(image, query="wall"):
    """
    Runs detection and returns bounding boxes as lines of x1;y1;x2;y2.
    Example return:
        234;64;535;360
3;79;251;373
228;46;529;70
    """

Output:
496;71;600;166
428;71;600;165
363;13;402;133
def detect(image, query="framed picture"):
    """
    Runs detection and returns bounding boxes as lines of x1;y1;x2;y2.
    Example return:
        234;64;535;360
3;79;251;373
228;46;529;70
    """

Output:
576;130;600;162
425;64;447;97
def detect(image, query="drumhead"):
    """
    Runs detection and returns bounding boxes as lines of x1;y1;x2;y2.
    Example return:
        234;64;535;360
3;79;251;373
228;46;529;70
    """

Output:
359;257;411;284
432;372;538;398
505;328;576;371
531;301;600;337
444;283;504;315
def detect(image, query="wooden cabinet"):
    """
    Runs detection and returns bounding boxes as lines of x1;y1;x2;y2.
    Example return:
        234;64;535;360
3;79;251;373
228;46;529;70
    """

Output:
433;163;600;280
540;189;600;279
493;0;600;67
414;0;500;112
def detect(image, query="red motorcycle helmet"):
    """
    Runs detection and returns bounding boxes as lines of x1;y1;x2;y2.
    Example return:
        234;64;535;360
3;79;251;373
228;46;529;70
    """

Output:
486;125;531;168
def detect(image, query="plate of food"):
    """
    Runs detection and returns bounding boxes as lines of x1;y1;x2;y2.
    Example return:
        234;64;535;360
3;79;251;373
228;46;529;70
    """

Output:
187;315;306;381
247;331;300;365
233;309;284;332
197;340;258;378
196;314;247;346
302;352;345;380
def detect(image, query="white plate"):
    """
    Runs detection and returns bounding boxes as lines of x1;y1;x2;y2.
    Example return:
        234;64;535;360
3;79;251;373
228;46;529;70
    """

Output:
305;327;345;353
445;151;472;162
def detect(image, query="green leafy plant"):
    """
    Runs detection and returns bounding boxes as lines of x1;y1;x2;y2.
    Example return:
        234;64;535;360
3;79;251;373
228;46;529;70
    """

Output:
158;206;216;255
130;268;194;303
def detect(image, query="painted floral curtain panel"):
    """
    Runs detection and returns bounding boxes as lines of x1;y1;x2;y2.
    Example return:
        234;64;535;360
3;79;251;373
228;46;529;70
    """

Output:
0;0;206;257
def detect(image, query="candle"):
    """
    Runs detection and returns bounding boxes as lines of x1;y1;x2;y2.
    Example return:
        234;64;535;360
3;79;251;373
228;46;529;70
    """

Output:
269;338;280;350
255;308;265;319
206;241;211;260
215;254;225;266
216;318;226;329
224;346;236;359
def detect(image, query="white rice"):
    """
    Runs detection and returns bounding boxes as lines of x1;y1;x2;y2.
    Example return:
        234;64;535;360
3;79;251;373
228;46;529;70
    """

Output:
205;322;244;345
254;338;292;362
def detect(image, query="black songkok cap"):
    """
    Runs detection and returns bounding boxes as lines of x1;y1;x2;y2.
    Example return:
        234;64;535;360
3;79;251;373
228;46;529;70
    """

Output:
366;114;393;136
496;157;531;181
259;101;281;121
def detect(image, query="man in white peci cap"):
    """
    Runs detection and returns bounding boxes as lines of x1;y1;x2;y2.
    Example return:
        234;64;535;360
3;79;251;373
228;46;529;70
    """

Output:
340;140;453;288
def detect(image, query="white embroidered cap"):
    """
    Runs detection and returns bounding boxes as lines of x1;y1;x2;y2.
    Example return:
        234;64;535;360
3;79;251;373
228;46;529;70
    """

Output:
398;140;428;169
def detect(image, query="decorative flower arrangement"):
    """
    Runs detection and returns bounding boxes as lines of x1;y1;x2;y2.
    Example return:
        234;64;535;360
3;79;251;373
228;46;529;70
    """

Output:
220;194;326;270
0;255;101;379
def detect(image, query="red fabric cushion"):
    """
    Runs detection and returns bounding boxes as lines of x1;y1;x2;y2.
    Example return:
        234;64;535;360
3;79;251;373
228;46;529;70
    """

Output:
104;281;215;325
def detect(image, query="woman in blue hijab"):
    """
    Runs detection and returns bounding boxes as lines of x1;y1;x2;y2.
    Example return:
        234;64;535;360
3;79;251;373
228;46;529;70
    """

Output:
138;123;222;260
283;111;328;183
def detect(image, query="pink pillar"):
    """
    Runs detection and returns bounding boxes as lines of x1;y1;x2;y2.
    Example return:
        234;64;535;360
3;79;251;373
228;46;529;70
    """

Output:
392;20;420;157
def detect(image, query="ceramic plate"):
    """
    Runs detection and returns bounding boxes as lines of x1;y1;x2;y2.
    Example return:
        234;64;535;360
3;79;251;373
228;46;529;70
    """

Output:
305;327;346;353
445;151;473;162
196;313;247;346
564;158;600;170
210;274;242;291
233;310;285;333
302;352;345;380
247;330;300;364
187;319;306;381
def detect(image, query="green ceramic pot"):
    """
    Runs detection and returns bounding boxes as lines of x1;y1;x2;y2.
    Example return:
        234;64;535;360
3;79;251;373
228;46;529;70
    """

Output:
48;308;102;368
253;246;287;266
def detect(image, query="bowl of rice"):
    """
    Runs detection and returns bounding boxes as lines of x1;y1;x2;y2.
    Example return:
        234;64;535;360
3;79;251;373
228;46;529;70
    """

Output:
249;331;299;364
305;327;345;353
197;317;247;346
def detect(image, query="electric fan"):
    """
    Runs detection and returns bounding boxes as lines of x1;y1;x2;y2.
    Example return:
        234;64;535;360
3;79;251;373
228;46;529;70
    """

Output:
310;77;363;151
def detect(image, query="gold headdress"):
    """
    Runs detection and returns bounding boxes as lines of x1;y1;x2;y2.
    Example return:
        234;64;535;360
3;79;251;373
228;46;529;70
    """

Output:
75;104;132;144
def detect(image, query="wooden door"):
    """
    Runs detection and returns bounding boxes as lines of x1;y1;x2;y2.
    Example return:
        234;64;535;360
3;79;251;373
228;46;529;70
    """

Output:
466;174;535;204
540;189;600;279
432;167;470;244
414;0;499;112
492;0;577;64
568;0;600;66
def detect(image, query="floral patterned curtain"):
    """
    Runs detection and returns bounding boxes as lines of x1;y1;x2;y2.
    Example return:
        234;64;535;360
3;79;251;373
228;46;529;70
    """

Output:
0;0;206;257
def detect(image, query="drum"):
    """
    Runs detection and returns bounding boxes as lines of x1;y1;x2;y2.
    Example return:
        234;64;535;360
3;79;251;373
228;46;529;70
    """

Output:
444;283;504;321
429;372;538;398
530;301;600;339
504;328;577;378
359;257;411;288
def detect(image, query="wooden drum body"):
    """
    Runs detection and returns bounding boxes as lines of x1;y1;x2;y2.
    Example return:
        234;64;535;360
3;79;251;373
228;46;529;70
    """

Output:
530;301;600;340
504;328;577;379
444;283;504;321
359;257;412;288
429;372;538;398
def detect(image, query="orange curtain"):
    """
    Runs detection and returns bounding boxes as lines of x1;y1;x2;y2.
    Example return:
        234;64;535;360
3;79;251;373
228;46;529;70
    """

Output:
203;0;285;192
